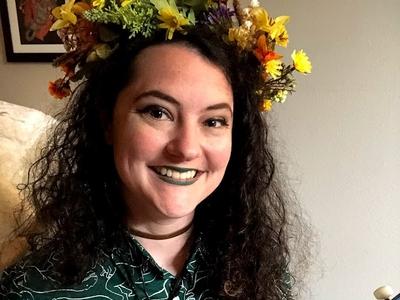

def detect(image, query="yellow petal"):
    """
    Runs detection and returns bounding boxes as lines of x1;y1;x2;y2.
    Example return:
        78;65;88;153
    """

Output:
291;49;312;73
52;6;62;18
260;99;273;112
65;0;76;11
62;11;78;25
265;59;283;79
94;44;112;59
168;0;179;12
121;0;134;7
251;7;271;31
275;15;290;25
167;29;174;39
276;29;289;47
86;50;99;62
50;19;70;31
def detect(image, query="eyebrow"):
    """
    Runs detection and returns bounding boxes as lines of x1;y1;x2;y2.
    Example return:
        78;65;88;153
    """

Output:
135;90;233;116
135;90;179;106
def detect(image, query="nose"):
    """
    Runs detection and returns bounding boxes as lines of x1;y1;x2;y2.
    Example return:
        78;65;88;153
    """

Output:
165;122;201;161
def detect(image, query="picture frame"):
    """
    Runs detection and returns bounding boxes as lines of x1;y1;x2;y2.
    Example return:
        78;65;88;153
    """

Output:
0;0;65;62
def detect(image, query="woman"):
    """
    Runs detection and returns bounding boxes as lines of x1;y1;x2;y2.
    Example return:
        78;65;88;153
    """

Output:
0;0;311;299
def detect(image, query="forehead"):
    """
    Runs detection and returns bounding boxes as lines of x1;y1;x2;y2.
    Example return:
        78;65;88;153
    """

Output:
123;44;233;109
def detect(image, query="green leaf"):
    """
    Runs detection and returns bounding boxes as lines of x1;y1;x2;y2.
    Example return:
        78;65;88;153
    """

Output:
178;0;207;11
188;9;195;24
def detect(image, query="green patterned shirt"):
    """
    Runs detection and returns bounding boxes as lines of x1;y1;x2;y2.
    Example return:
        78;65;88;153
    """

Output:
0;232;216;299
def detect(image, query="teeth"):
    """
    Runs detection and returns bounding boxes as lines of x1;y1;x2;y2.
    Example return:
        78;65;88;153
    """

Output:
157;167;197;180
172;171;179;179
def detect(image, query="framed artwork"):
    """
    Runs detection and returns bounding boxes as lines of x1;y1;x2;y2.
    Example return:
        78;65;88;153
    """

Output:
0;0;65;62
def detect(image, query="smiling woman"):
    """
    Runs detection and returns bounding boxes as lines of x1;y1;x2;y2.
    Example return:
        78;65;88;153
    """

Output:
112;45;233;224
0;0;311;299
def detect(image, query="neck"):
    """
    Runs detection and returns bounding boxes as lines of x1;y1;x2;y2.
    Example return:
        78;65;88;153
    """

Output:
133;225;194;276
126;216;195;275
125;209;195;237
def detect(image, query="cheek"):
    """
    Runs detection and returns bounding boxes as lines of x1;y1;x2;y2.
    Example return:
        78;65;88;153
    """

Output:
206;136;232;173
113;122;165;168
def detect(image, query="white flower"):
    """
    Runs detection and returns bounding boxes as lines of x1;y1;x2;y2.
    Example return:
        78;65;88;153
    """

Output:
250;0;260;8
244;20;253;29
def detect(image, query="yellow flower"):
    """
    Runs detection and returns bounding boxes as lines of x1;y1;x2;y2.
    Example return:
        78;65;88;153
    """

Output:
50;0;90;31
273;90;288;103
92;0;106;9
121;0;133;7
268;16;290;47
260;99;273;112
250;7;271;32
265;59;283;79
150;0;192;40
86;43;113;62
228;27;254;50
291;49;312;73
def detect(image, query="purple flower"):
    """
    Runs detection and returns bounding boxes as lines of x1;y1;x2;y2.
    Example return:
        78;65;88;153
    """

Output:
201;3;235;26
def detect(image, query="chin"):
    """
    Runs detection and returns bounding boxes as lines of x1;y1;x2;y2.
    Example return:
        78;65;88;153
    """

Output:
156;197;200;219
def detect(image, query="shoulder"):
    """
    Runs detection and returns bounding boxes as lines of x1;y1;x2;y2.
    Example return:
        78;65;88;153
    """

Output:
0;248;120;299
0;250;63;299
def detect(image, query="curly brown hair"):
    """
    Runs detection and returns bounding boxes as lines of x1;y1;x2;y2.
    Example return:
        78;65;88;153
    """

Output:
17;26;309;299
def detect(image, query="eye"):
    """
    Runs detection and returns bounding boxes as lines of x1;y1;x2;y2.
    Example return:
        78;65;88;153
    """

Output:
137;105;173;121
204;118;229;128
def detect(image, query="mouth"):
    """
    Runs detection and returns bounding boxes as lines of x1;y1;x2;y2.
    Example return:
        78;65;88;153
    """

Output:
150;166;201;186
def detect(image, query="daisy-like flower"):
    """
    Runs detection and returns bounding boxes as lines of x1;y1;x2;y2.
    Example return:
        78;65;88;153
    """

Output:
50;0;90;31
150;0;193;40
291;49;312;73
265;59;283;79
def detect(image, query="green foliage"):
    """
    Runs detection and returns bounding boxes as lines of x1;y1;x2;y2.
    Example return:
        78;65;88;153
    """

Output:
84;0;157;38
178;0;208;13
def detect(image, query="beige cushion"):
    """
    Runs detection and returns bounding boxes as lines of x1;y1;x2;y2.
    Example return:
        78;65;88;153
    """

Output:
0;100;56;271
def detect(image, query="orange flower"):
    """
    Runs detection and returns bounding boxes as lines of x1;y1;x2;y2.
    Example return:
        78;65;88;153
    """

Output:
48;78;71;99
253;34;282;63
60;63;75;78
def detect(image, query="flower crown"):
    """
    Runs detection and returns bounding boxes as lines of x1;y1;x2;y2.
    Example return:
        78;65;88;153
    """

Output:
48;0;312;112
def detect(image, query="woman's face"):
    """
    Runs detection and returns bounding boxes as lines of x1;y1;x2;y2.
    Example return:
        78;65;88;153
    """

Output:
108;44;233;224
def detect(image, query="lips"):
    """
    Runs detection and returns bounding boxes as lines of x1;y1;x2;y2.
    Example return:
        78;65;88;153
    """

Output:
150;166;202;185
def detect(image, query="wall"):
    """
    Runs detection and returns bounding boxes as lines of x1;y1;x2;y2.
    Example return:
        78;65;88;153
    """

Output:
0;18;63;114
1;1;400;299
266;0;400;299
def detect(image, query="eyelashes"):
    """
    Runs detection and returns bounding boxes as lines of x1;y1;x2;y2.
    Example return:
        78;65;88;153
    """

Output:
203;118;229;128
136;104;230;128
136;105;173;121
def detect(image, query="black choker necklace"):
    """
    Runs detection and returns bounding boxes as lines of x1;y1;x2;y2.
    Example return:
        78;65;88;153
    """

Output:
129;222;193;240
